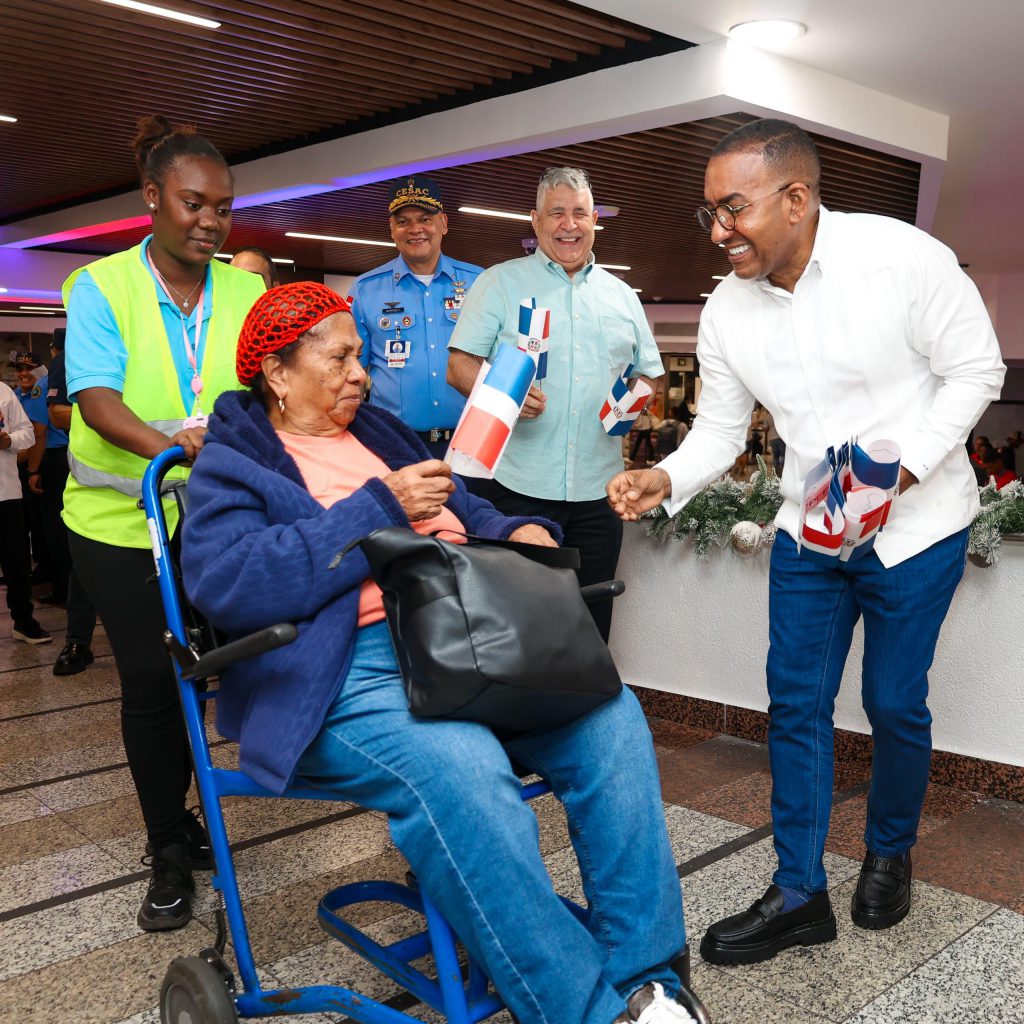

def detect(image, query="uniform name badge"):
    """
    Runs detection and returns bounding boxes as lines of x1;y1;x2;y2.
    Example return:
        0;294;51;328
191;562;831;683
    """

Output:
385;336;410;368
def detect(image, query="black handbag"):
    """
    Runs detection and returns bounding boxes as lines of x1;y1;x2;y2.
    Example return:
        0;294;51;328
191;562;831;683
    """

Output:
352;527;623;734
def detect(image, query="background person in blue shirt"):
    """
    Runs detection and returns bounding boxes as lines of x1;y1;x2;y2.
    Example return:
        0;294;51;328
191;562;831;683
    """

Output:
447;167;663;641
349;175;483;458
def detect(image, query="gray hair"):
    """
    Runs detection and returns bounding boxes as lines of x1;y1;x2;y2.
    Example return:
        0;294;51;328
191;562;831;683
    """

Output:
535;166;593;211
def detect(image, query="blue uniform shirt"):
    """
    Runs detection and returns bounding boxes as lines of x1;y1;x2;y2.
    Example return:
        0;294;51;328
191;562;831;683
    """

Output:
65;235;213;416
350;253;483;432
18;375;68;448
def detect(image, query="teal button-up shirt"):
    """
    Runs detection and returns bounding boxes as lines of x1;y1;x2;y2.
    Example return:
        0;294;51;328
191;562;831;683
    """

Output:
448;251;662;501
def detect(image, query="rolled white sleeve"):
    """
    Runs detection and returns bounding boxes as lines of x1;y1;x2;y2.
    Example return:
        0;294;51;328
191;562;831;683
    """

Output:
1;389;35;452
658;316;754;515
898;240;1005;483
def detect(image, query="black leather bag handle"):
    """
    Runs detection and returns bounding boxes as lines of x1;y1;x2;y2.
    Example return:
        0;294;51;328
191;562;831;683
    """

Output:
428;530;581;571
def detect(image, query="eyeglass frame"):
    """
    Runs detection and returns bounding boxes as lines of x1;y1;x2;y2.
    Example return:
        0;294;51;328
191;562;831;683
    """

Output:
694;181;801;233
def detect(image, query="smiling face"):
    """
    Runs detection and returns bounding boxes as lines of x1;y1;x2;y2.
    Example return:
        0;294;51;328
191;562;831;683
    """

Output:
144;156;234;273
531;183;598;277
703;149;817;292
389;206;448;274
263;312;366;435
15;365;36;392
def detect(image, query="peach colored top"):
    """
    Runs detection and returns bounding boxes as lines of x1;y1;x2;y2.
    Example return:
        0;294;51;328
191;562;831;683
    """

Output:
278;430;465;627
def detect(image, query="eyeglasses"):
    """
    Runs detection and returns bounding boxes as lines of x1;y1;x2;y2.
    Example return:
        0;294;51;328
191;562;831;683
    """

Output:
695;182;797;233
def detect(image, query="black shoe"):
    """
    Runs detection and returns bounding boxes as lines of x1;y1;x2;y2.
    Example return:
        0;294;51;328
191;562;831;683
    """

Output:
146;808;213;871
137;842;195;932
851;850;912;930
53;641;94;676
12;619;52;645
700;885;837;965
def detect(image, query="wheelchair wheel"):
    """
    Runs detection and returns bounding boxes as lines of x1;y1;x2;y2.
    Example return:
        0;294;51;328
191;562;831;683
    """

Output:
160;957;237;1024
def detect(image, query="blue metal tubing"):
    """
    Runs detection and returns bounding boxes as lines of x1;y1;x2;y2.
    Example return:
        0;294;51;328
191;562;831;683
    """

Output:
234;985;426;1021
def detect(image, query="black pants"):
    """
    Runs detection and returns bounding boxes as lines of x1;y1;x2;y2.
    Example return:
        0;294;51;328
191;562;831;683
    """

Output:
482;481;623;642
630;429;655;463
39;446;72;601
69;530;191;846
18;463;50;579
0;498;34;625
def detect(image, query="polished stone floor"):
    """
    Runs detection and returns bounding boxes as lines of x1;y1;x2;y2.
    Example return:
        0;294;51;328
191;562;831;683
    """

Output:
2;597;1023;1024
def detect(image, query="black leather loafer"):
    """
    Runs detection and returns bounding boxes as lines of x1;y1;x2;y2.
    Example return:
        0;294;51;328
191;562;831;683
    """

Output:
700;885;837;965
851;850;912;930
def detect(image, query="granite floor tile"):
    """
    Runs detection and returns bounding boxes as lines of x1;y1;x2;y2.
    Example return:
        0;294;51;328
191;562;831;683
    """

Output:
688;769;774;830
663;803;750;865
912;798;1024;907
824;797;946;860
846;907;1022;1024
921;782;984;820
721;875;995;1022
3;737;127;786
0;701;122;765
0;841;127;913
647;716;717;749
0;789;53;827
0;811;94;868
30;764;138;812
690;959;833;1024
0;658;118;719
0;630;112;672
658;736;771;806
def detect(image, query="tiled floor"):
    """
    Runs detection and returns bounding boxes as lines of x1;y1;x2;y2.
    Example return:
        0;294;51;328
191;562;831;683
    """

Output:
2;598;1023;1024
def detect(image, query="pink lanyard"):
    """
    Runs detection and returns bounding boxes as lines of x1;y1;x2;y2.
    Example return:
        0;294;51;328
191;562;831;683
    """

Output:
146;250;206;413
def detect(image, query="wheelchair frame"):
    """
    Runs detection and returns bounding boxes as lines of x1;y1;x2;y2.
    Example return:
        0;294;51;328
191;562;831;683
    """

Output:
141;446;586;1024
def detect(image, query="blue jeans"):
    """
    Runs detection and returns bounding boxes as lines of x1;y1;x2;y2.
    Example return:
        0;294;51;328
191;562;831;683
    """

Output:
767;529;967;894
296;621;685;1024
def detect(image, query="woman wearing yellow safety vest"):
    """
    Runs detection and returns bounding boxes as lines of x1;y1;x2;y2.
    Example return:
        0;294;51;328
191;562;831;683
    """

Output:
63;115;264;933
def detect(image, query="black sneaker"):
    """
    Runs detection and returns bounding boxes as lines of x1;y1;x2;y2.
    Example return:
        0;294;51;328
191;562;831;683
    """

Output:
12;619;52;645
146;808;213;871
53;641;94;676
137;842;195;931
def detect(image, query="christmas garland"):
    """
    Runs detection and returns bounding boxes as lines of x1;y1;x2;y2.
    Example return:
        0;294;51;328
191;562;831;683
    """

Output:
646;459;1024;566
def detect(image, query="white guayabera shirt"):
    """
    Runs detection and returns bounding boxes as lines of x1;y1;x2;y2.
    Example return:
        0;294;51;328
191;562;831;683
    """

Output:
659;206;1005;567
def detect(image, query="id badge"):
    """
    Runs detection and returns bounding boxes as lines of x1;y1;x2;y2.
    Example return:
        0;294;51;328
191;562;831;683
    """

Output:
183;412;209;429
385;336;410;368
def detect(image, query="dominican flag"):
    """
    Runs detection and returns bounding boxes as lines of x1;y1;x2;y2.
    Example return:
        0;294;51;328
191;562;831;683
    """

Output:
599;363;653;436
517;299;550;381
851;439;901;526
445;344;536;479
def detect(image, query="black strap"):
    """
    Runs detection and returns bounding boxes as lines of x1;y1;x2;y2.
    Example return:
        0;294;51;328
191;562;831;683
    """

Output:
430;530;581;571
403;574;458;613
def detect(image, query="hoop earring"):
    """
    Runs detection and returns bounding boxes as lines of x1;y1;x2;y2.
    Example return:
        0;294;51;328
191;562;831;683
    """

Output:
278;397;285;414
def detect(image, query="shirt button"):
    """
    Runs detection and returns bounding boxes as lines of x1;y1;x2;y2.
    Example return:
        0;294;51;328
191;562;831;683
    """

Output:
428;317;433;323
430;344;435;350
425;292;430;297
431;372;437;377
574;314;580;320
433;401;439;406
575;345;580;351
575;375;581;382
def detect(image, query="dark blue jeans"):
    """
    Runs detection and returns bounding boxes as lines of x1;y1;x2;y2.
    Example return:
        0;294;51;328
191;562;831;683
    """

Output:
767;529;968;894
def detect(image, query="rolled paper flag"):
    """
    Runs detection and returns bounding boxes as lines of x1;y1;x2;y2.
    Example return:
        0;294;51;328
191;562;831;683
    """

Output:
851;439;901;526
445;344;536;479
600;362;654;436
840;484;889;562
517;299;550;381
800;458;847;566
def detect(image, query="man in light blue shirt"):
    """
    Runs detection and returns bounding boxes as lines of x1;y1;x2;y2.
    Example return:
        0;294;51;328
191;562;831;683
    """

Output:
448;167;662;640
349;175;483;458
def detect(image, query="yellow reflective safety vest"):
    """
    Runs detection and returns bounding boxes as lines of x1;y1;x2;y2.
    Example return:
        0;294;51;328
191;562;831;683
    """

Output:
61;245;264;548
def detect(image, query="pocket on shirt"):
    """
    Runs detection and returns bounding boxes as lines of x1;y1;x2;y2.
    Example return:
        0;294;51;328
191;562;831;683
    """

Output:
600;315;637;372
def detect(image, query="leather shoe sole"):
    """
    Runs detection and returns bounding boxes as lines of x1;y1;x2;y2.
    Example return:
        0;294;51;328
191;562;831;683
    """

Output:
701;886;837;965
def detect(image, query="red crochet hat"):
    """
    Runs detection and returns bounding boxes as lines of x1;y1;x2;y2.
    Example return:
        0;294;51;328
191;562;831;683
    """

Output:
236;282;351;385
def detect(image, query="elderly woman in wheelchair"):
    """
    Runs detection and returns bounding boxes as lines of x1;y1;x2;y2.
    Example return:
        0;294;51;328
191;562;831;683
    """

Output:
179;283;710;1024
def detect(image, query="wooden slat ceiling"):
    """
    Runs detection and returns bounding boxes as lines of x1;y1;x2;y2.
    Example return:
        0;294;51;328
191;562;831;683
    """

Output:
26;113;921;304
0;0;683;221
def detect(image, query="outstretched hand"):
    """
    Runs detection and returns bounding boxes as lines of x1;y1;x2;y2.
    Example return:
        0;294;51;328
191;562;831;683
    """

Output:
606;467;672;522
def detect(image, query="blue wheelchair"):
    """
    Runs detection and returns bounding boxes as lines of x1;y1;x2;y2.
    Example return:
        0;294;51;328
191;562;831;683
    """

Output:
142;447;694;1024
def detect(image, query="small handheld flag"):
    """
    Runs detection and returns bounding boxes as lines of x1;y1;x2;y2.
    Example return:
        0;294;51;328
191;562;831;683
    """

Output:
599;363;653;436
517;299;550;382
445;345;537;479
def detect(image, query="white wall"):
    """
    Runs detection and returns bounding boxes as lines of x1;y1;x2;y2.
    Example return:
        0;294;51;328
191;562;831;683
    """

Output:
609;524;1024;767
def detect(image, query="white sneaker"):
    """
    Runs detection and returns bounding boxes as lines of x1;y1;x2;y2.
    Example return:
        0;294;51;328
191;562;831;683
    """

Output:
628;982;704;1024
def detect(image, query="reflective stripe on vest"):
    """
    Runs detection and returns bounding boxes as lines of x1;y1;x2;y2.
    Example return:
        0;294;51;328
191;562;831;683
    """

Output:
67;419;185;497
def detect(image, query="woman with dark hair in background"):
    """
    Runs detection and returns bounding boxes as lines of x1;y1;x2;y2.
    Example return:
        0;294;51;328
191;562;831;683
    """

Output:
62;115;265;932
229;245;280;289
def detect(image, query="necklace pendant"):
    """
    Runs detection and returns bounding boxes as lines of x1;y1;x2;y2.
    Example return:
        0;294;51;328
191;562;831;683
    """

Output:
183;300;190;308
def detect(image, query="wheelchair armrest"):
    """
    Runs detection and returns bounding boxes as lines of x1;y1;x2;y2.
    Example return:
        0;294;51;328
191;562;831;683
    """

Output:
580;579;625;603
182;622;298;680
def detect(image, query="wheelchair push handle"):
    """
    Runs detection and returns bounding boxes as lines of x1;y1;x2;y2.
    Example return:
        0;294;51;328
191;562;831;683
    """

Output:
183;622;298;681
579;579;626;603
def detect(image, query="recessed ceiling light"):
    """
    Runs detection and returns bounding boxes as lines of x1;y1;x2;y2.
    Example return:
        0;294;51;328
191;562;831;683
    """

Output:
711;274;728;280
596;263;632;271
632;288;642;293
699;292;713;298
96;0;220;29
19;306;66;312
286;231;396;248
0;287;7;293
1;309;56;315
216;253;294;264
0;115;17;124
728;19;807;45
270;258;294;265
458;206;604;229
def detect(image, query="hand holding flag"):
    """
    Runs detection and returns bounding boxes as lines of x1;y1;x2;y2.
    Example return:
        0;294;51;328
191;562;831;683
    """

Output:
599;363;654;436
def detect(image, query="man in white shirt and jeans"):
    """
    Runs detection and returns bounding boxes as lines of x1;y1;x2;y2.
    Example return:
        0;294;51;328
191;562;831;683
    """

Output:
608;119;1005;965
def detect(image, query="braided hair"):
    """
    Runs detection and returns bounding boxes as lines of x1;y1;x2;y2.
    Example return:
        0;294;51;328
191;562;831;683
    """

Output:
132;114;228;189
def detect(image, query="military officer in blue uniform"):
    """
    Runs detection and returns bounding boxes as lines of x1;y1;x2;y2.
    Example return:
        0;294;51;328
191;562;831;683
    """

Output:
349;175;483;458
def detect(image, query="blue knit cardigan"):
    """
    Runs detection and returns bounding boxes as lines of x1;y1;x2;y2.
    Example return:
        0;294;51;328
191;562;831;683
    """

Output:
181;389;555;793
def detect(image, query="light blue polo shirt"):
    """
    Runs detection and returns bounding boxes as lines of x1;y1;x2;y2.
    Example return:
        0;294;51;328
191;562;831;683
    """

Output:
448;251;662;501
349;253;483;432
18;376;68;448
65;235;213;416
